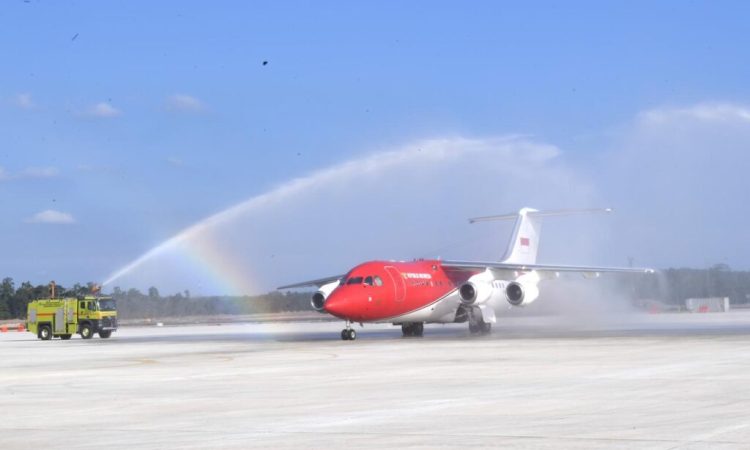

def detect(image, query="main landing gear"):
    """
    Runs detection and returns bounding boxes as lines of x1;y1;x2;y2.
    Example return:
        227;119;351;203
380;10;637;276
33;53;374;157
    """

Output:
469;308;492;335
401;322;424;337
341;321;357;341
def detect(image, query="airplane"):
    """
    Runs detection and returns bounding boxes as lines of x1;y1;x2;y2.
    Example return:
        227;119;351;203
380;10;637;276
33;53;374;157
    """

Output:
279;207;654;340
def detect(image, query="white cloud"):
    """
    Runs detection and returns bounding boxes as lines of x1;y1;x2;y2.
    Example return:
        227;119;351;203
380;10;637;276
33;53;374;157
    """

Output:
166;94;205;113
598;101;750;270
26;210;76;224
638;103;750;125
15;93;35;110
166;156;185;167
75;164;110;173
86;102;121;118
0;166;61;181
19;166;60;178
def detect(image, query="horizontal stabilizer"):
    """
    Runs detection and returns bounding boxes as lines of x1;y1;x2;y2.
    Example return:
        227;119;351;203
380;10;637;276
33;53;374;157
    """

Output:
468;208;612;224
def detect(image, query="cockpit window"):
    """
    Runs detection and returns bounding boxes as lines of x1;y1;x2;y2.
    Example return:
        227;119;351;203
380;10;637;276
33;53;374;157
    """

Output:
344;274;382;286
346;276;363;285
340;272;352;285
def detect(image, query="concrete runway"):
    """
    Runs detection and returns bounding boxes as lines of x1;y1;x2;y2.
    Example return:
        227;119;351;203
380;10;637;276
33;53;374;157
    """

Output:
2;312;750;449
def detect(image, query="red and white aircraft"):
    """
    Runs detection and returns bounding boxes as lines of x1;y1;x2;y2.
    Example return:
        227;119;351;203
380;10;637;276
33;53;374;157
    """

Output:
279;208;653;340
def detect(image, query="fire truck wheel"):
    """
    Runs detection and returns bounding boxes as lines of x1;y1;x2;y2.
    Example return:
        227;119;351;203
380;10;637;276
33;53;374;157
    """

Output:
99;330;112;339
80;324;93;339
39;325;52;340
60;334;72;340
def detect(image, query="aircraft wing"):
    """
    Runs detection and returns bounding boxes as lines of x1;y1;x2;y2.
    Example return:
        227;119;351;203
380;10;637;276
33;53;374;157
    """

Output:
441;260;655;274
278;275;344;290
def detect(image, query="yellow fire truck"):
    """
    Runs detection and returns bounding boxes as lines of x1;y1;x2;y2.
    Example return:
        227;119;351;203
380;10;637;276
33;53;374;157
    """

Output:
26;284;118;340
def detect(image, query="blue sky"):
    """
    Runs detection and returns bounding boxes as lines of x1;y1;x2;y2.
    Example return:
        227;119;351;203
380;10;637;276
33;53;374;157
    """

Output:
2;1;750;293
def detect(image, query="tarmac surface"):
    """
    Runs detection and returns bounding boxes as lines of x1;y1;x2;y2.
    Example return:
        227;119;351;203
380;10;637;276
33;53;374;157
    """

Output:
2;311;750;449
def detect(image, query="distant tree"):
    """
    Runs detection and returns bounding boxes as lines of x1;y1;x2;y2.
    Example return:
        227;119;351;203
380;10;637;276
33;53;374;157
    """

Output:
0;277;13;320
148;286;160;299
31;283;49;300
711;263;731;272
9;281;34;318
70;283;85;297
0;298;9;320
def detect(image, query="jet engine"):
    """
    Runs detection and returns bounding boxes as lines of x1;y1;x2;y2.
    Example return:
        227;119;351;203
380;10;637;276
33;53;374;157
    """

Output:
505;281;540;306
458;281;493;305
311;280;339;313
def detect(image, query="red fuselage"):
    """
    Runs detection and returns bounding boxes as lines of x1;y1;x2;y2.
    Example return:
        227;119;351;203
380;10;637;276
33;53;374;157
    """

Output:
323;260;479;322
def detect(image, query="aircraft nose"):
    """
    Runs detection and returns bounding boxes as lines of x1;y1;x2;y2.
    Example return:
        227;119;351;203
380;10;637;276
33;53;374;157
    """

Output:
324;294;350;318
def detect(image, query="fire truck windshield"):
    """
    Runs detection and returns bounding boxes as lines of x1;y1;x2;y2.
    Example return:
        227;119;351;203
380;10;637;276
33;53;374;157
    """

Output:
98;299;116;311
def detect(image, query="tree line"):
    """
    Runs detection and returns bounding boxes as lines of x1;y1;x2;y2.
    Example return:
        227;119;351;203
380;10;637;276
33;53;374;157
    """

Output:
627;264;750;304
0;278;311;320
1;264;749;320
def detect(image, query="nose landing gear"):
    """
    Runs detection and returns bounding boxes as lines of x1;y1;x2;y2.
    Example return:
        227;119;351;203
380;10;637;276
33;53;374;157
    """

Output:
341;321;357;340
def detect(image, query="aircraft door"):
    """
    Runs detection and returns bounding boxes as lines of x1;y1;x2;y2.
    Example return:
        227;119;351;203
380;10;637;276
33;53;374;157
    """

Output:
384;266;406;302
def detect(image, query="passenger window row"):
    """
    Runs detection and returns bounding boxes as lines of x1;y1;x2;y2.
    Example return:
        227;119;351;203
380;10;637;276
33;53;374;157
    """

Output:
408;280;449;287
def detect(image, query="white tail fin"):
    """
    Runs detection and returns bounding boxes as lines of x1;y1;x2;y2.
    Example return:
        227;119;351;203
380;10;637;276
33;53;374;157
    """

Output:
469;208;612;264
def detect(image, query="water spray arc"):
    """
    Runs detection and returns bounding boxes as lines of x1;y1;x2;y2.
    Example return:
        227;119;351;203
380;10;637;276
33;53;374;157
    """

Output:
101;136;573;294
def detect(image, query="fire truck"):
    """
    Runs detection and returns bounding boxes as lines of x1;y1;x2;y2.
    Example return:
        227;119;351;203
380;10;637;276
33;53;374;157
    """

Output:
26;283;118;340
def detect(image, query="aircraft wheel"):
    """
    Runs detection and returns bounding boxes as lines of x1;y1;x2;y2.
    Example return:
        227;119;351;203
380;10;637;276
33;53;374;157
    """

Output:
39;325;52;341
348;329;356;340
402;322;424;337
469;307;492;335
470;319;492;335
341;330;348;340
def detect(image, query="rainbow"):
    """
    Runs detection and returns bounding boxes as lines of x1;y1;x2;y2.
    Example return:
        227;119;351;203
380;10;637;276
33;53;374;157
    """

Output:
179;229;262;296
